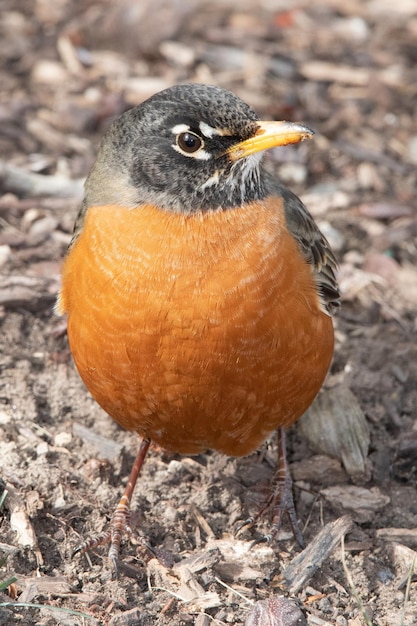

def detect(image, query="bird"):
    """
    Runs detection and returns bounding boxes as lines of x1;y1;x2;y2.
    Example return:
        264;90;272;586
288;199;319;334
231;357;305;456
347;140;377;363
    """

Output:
57;83;340;568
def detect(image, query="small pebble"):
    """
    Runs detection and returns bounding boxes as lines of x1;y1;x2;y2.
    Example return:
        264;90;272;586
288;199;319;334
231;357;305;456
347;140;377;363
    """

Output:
29;216;58;237
31;59;69;84
160;41;195;67
54;431;72;447
318;596;332;613
163;505;179;523
357;162;378;190
194;615;210;626
36;441;49;456
394;591;404;604
377;567;394;584
0;245;12;267
166;459;183;474
0;410;11;425
22;207;41;227
335;16;369;41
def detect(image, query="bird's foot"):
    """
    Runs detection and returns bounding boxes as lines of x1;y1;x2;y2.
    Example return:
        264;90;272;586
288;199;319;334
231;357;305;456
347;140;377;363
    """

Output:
72;438;152;574
72;495;152;572
236;477;304;548
236;428;305;548
107;494;135;567
262;465;305;548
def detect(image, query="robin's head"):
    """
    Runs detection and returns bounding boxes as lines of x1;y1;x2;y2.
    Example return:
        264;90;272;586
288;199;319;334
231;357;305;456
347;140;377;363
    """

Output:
84;83;313;214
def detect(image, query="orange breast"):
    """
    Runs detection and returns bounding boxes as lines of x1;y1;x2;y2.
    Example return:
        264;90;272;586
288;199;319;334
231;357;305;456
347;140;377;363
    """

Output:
58;199;334;456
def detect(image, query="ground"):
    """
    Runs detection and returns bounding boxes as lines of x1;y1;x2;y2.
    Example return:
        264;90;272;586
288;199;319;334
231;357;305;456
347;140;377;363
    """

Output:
0;1;416;625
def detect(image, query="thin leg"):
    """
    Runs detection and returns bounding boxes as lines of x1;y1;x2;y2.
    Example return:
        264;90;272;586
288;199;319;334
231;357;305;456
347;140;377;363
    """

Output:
268;428;304;548
237;428;304;548
73;437;151;570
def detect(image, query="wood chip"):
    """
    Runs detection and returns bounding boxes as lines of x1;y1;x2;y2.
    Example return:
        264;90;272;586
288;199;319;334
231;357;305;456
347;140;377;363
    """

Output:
291;455;348;486
299;387;370;477
357;203;414;220
0;158;84;198
208;537;275;581
18;576;72;603
215;560;268;583
320;485;390;523
0;542;19;555
306;617;333;626
299;61;370;85
6;484;39;552
390;543;417;581
300;60;405;89
148;556;221;610
190;504;216;540
376;528;417;547
0;275;56;310
109;607;146;626
175;548;220;574
363;253;402;284
282;515;353;595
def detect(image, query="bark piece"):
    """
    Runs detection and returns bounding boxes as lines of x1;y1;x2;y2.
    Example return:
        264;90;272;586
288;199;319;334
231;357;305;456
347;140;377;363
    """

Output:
321;485;390;523
282;516;353;595
376;528;417;548
299;387;370;477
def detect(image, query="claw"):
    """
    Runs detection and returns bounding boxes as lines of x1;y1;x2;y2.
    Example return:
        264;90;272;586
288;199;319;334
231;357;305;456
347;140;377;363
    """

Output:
249;534;272;549
235;515;255;537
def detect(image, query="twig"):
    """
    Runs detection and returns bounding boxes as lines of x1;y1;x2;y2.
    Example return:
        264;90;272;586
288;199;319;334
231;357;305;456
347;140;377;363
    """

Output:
214;576;254;606
0;159;84;198
0;602;99;623
400;555;416;626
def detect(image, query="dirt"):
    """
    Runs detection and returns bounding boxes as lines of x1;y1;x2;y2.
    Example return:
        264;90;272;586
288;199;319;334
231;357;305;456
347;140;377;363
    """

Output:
0;1;416;625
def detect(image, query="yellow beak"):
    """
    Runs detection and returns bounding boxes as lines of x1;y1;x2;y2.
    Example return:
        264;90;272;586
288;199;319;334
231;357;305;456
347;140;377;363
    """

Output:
227;120;314;161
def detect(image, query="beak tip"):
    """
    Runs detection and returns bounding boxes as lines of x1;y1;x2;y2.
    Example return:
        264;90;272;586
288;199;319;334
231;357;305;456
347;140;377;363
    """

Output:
227;120;316;160
296;124;315;138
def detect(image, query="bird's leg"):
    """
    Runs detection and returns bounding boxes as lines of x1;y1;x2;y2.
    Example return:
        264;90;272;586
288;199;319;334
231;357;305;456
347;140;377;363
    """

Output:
73;437;151;570
237;428;304;548
267;427;304;548
107;437;151;566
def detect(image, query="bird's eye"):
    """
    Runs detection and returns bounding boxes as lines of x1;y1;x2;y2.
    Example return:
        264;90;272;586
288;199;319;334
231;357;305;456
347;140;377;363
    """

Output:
177;131;203;153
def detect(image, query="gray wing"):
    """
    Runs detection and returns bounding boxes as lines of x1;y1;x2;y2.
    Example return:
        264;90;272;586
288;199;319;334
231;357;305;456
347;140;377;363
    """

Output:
267;177;341;315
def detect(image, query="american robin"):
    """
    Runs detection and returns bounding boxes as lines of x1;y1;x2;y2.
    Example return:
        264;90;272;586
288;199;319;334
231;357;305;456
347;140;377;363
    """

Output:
57;83;340;567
